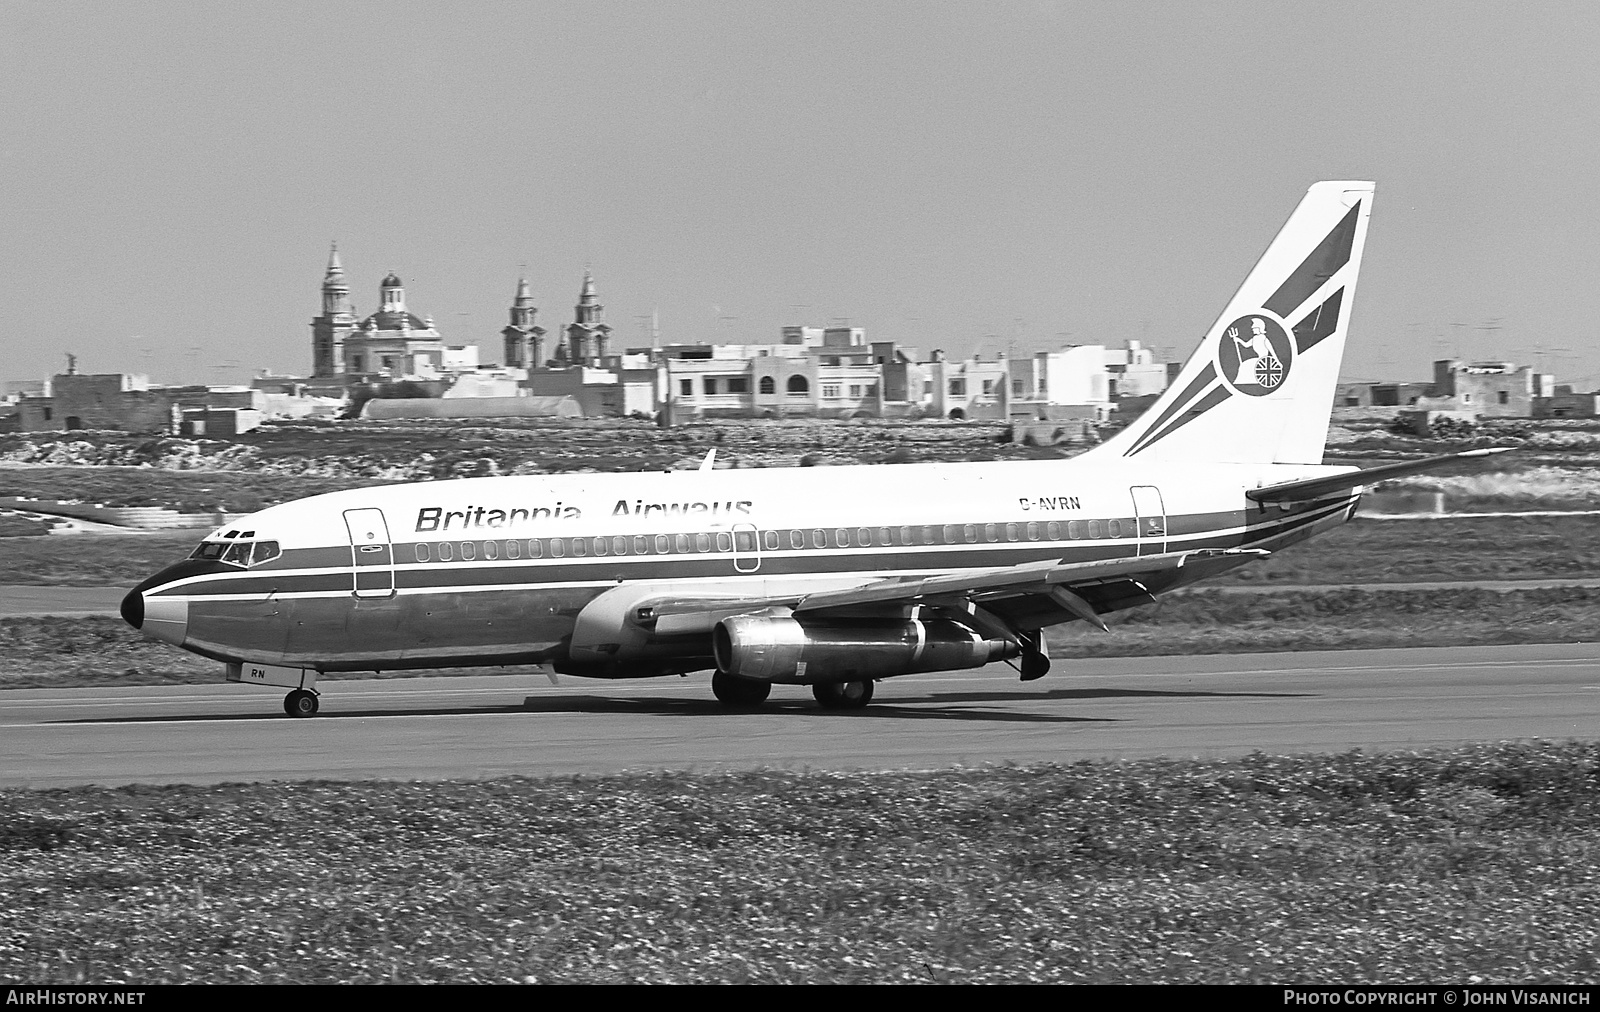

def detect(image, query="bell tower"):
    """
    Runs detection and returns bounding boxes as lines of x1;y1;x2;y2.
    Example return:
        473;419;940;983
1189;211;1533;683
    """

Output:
311;243;356;376
502;277;547;368
564;270;612;364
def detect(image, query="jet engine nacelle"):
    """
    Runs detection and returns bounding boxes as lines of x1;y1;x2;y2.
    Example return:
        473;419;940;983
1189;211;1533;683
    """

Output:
713;613;1019;683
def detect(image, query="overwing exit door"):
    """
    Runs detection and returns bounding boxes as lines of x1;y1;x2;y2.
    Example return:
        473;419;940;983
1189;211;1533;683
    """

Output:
732;522;762;573
1130;486;1167;557
343;508;395;599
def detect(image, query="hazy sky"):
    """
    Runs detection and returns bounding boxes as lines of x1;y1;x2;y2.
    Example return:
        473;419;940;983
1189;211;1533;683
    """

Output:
4;1;1599;387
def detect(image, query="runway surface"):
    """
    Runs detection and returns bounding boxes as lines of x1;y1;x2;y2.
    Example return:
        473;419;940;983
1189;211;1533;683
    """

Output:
3;643;1597;787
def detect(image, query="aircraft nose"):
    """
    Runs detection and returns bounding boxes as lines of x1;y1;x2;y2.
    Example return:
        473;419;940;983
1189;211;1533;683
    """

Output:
125;591;188;646
120;587;144;629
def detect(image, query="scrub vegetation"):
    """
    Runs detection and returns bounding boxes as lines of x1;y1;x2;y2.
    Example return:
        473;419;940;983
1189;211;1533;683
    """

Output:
2;742;1597;984
5;410;1586;514
0;418;1040;511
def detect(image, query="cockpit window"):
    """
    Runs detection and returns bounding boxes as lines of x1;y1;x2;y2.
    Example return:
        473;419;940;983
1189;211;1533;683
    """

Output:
190;538;281;568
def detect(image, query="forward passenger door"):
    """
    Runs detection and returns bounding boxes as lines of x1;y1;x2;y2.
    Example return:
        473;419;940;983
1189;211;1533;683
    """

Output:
343;508;396;599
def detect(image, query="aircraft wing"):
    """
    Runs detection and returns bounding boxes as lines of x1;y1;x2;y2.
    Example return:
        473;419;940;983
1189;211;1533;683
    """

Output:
644;547;1266;636
1246;447;1512;503
791;547;1265;629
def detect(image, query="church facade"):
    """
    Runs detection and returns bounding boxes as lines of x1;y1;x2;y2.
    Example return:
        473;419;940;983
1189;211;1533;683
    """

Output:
310;246;448;378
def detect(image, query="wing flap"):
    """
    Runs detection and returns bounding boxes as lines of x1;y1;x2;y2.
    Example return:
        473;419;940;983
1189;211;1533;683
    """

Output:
793;548;1266;614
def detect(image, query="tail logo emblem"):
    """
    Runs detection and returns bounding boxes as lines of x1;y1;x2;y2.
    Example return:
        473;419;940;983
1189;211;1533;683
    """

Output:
1218;313;1293;396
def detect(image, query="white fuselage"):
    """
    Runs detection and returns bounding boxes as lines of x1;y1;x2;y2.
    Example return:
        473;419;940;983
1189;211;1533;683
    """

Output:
125;455;1358;677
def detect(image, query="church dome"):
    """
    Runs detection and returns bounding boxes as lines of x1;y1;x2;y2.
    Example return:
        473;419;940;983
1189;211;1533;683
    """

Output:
362;310;433;331
381;272;403;287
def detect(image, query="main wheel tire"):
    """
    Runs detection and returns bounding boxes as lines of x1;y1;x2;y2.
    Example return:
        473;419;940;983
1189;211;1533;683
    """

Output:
812;679;874;709
284;689;319;717
711;671;771;707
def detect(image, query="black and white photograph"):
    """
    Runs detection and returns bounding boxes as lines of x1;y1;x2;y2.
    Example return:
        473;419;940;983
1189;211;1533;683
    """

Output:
3;0;1600;988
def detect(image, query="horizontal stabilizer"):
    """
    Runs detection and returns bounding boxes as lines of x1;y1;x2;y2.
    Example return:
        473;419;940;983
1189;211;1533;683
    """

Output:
1246;447;1513;503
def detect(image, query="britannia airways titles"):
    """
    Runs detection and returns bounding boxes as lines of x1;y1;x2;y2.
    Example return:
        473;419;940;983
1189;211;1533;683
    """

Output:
414;498;756;532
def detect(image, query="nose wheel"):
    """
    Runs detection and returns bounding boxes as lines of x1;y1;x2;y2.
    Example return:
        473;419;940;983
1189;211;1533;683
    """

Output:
284;689;320;717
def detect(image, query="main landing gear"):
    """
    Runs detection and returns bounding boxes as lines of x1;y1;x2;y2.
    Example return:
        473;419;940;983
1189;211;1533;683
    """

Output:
711;670;771;707
711;671;877;710
284;689;320;717
812;679;874;710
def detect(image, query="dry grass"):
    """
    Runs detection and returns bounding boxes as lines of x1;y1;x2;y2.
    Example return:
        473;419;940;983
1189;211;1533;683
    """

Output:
3;743;1598;983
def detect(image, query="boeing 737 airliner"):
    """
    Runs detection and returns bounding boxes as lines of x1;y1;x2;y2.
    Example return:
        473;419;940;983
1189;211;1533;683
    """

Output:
121;181;1506;715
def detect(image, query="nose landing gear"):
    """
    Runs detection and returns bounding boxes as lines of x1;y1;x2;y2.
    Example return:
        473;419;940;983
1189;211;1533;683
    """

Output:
284;689;320;717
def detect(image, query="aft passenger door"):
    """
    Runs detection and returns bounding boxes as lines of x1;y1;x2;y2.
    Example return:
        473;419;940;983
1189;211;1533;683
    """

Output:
343;508;395;599
1130;486;1167;557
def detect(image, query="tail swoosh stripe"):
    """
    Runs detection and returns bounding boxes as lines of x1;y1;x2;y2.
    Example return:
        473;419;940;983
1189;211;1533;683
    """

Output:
1128;385;1231;455
1124;363;1217;455
1293;288;1344;354
1263;201;1361;319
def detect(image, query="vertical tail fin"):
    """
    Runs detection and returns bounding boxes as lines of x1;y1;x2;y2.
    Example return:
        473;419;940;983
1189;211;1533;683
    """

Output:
1087;181;1374;465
